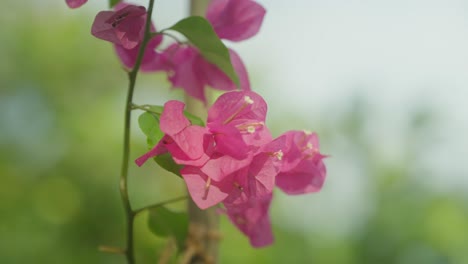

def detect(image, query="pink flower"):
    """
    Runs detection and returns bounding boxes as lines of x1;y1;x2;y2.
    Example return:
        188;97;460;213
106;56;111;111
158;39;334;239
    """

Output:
159;44;250;103
112;3;163;71
66;0;87;8
136;91;277;209
154;0;265;102
91;5;146;49
275;130;327;195
181;129;283;210
180;166;232;209
135;91;329;248
207;90;266;126
222;142;283;206
207;90;268;154
181;147;278;209
114;35;163;71
206;0;266;42
199;91;272;180
224;194;274;247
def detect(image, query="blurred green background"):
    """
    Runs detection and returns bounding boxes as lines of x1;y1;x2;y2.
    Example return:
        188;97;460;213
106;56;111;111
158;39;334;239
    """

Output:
1;1;468;263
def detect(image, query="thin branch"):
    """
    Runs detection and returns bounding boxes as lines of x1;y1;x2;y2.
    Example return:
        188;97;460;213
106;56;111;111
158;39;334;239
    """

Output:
131;104;160;115
99;245;126;255
119;0;157;263
134;195;189;216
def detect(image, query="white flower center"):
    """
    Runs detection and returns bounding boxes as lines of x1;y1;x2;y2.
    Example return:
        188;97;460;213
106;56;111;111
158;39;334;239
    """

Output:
274;150;284;160
244;95;254;104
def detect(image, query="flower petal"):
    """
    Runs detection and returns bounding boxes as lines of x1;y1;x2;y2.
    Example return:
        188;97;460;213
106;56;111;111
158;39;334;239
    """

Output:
229;49;251;91
206;0;266;42
199;49;250;92
224;151;278;206
171;125;208;160
161;45;207;102
91;5;146;49
207;91;267;124
209;122;248;159
276;158;327;195
248;153;277;197
231;119;272;149
200;153;253;182
66;0;87;8
134;136;169;166
276;132;302;172
171;133;214;167
224;194;274;247
114;15;145;49
114;26;163;71
91;11;121;44
181;166;232;209
159;101;191;135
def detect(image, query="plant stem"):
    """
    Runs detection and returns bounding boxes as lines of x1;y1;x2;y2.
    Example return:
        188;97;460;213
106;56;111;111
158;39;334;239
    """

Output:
134;195;188;216
183;2;220;264
119;0;156;263
131;104;160;115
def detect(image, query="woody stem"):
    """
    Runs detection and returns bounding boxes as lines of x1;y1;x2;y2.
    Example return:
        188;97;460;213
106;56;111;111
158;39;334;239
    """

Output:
182;1;220;264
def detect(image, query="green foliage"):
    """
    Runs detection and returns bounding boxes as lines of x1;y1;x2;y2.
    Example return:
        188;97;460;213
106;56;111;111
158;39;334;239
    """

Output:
154;153;183;178
167;16;240;87
148;206;189;251
138;112;164;147
145;105;164;115
108;0;120;8
184;111;205;127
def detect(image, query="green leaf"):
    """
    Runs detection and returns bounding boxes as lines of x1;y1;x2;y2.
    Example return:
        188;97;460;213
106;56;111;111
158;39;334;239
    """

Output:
146;105;164;115
148;206;189;250
108;0;120;8
184;111;205;126
138;112;164;147
154;153;183;178
168;16;240;87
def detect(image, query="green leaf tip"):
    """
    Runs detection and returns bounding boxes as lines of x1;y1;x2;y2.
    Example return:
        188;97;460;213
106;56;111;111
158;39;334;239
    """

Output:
154;153;183;178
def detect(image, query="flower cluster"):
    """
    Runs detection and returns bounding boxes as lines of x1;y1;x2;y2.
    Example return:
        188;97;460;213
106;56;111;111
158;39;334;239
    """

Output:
136;91;327;247
71;0;265;104
68;0;328;249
